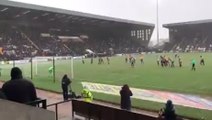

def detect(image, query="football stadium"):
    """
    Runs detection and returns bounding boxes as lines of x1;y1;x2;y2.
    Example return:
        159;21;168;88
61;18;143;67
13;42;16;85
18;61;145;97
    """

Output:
0;1;212;120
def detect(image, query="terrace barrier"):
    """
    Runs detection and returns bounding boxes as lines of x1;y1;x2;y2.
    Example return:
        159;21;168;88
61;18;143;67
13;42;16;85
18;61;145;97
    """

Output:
72;99;159;120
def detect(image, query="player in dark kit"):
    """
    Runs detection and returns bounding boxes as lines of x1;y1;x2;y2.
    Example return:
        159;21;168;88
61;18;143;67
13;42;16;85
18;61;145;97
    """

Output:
125;55;128;63
91;57;93;64
175;53;178;58
171;60;175;68
98;57;101;64
82;58;85;64
200;56;205;66
178;57;182;67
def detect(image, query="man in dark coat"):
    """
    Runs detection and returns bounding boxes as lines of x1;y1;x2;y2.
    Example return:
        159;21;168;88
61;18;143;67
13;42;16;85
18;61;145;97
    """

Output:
2;67;37;104
61;74;71;100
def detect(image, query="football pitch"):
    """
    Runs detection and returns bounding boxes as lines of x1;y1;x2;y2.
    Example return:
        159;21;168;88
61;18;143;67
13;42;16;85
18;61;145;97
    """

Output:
0;52;212;119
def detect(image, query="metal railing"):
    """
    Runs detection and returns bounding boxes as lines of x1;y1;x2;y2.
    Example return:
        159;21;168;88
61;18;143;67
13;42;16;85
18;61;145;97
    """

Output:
26;99;47;109
47;100;72;120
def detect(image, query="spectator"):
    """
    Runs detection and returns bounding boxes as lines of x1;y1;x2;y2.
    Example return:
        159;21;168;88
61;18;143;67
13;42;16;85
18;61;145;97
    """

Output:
120;84;133;110
159;100;176;120
61;74;71;100
81;86;93;103
2;67;37;104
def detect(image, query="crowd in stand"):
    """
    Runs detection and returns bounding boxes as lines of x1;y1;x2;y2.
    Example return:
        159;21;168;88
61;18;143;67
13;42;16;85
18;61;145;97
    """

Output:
0;26;146;61
164;33;212;52
0;27;37;60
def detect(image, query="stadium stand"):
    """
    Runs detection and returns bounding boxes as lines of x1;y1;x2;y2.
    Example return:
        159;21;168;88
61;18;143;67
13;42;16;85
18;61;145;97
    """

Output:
0;25;37;60
163;19;212;52
0;0;154;60
0;25;151;59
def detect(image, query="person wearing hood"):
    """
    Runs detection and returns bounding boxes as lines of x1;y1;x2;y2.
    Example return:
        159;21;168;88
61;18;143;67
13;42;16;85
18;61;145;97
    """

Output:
159;100;176;120
2;67;37;104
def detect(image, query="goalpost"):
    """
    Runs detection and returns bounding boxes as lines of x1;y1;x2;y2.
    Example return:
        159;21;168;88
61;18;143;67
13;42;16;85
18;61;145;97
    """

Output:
33;56;74;79
35;57;38;76
71;56;74;79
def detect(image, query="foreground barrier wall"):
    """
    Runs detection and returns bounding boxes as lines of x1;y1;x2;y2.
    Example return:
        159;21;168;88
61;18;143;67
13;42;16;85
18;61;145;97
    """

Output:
72;99;158;120
0;99;55;120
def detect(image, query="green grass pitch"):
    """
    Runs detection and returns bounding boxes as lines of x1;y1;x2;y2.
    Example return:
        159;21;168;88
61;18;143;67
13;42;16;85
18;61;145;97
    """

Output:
0;53;212;119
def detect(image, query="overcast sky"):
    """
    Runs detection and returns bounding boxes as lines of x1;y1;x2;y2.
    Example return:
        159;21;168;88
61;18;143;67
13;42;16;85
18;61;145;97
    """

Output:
10;0;212;43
